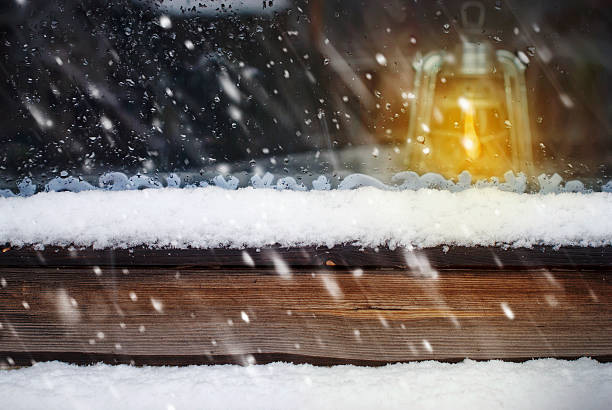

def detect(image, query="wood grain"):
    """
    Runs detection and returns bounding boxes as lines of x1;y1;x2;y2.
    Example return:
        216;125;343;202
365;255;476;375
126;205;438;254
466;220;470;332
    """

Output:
1;266;610;366
2;245;611;269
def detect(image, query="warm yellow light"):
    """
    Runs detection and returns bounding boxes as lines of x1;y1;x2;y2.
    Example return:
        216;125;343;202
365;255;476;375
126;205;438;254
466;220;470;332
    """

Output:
459;97;481;160
458;97;471;111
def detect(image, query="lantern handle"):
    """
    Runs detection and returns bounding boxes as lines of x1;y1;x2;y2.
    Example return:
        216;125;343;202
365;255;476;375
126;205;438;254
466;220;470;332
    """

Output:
460;1;485;32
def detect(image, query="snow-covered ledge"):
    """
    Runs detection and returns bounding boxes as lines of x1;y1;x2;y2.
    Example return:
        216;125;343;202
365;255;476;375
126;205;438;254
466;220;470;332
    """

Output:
1;187;611;250
1;359;611;410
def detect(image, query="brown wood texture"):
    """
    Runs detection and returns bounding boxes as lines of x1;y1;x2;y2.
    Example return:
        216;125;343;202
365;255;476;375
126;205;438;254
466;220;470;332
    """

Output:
2;245;612;269
1;266;611;366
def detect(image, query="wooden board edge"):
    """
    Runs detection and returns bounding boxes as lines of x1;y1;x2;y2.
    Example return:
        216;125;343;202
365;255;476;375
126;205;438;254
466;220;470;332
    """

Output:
2;245;611;269
2;352;611;368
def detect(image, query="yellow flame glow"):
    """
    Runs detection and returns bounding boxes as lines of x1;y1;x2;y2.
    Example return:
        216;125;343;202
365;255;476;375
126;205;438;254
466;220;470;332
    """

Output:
459;98;481;160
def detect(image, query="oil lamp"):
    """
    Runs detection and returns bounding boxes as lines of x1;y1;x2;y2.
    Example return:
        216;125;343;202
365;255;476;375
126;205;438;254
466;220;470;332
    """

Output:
406;1;534;179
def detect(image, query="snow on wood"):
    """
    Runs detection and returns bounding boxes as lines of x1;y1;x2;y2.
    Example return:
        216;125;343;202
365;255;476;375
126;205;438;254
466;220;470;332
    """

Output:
0;359;610;410
0;187;611;249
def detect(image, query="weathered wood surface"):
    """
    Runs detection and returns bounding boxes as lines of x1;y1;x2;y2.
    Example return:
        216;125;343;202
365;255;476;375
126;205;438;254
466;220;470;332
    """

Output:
1;266;611;366
2;245;612;269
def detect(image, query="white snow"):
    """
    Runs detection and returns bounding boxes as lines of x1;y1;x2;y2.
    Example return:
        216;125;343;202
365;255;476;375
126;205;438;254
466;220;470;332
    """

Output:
1;170;607;197
1;187;611;249
0;359;610;410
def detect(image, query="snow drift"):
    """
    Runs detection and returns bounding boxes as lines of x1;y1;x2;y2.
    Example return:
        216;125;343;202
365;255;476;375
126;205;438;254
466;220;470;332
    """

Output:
0;359;610;410
0;186;611;249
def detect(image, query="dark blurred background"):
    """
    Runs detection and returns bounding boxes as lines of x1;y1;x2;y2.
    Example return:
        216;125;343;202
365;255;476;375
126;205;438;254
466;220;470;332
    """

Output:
0;0;610;187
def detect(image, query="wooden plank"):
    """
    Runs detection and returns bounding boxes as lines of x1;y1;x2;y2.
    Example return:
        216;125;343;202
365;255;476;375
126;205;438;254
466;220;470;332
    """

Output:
1;267;611;366
2;245;611;269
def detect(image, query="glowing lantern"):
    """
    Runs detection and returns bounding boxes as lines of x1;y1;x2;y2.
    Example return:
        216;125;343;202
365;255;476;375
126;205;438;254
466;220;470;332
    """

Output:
406;2;534;179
